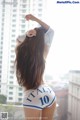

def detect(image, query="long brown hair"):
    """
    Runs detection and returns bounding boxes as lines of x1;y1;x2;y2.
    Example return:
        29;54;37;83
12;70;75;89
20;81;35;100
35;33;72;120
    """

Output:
15;28;45;90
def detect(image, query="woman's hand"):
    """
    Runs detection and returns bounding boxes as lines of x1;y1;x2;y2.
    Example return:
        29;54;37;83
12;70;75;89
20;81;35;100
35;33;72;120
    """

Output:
25;14;37;21
25;14;49;32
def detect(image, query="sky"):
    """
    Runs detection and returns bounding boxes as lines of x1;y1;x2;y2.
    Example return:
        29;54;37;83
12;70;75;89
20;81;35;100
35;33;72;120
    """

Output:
44;0;80;80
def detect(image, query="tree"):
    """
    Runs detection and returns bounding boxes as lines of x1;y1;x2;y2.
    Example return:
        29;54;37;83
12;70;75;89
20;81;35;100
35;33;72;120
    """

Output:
0;94;7;104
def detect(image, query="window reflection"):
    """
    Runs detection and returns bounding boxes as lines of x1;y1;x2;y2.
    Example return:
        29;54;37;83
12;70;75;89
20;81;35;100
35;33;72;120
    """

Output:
0;0;80;120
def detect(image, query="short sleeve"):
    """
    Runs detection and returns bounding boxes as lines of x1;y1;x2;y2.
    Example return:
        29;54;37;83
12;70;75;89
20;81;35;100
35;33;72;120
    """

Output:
44;27;54;48
38;26;48;33
16;34;26;42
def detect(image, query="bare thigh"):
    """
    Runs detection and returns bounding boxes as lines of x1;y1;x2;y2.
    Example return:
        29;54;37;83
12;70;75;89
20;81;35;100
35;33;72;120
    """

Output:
24;107;42;120
42;102;56;120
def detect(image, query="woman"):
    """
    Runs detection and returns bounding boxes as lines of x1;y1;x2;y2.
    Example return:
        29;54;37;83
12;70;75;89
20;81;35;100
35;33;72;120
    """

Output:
15;14;56;120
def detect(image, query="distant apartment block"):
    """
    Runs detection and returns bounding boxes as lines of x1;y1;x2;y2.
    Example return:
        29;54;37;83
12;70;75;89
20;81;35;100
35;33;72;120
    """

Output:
0;0;47;103
54;87;68;120
68;70;80;120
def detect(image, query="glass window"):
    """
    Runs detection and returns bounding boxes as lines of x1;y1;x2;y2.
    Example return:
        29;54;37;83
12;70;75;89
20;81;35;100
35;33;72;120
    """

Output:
12;30;15;32
18;98;22;101
1;37;3;40
21;30;25;33
12;35;15;37
38;9;42;12
18;87;22;91
12;24;16;27
13;14;16;17
22;5;26;8
13;9;17;12
11;55;14;58
10;76;14;79
38;4;42;6
9;92;13;94
2;9;5;12
0;56;2;59
9;87;13;89
2;23;4;26
2;13;5;17
22;0;26;2
11;45;15;47
9;81;13;84
38;14;42;17
9;97;13;100
10;71;14;74
18;93;22;96
21;25;25;27
11;50;14;53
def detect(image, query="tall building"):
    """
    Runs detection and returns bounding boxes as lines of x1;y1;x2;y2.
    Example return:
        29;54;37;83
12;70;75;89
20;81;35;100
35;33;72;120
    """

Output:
0;0;47;103
68;70;80;120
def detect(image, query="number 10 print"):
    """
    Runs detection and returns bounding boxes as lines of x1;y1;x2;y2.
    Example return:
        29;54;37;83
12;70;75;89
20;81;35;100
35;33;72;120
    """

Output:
39;95;49;106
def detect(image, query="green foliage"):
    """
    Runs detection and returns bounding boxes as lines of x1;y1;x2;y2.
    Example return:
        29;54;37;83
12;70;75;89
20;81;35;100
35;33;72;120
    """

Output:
0;94;7;104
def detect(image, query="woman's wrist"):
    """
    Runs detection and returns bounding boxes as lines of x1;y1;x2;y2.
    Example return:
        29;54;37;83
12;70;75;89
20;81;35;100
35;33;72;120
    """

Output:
25;14;49;31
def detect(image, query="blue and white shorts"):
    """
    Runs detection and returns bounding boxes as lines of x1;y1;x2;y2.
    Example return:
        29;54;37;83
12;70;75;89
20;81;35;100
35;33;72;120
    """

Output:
23;84;56;110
